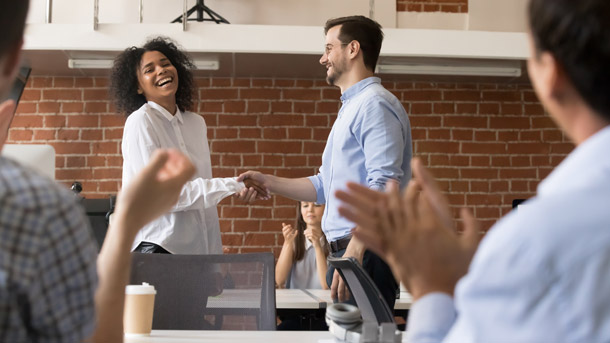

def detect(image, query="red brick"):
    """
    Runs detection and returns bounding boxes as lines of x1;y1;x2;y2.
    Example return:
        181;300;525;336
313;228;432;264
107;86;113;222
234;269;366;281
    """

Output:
247;101;270;114
271;101;292;113
417;141;459;154
104;128;123;140
294;102;315;114
240;128;262;139
461;168;498;179
44;89;81;101
410;115;441;127
259;114;304;126
8;129;33;141
288;128;312;140
55;168;93;180
60;102;84;114
216;128;239;139
57;129;80;141
11;115;43;128
241;89;281;100
444;115;487;128
212;141;256;153
68;115;99;128
15;103;36;114
21;89;41;101
489;117;530;129
218;114;257;126
82;129;104;141
75;78;94;87
403;90;442;101
258;141;302;154
462;142;506;154
33;129;55;141
283;89;321;101
263;128;286;139
37;102;60;114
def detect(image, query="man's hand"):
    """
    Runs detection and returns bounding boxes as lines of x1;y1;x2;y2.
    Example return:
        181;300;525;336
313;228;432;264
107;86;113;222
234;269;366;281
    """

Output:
336;158;481;300
330;237;365;302
0;100;16;150
114;149;196;235
236;170;271;203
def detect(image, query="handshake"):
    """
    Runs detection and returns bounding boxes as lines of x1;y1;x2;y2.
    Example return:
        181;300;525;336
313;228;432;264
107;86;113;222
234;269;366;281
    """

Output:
236;170;271;203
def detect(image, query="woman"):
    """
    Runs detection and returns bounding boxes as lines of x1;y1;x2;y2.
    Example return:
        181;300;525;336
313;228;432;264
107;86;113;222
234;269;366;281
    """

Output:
110;37;264;254
276;202;329;290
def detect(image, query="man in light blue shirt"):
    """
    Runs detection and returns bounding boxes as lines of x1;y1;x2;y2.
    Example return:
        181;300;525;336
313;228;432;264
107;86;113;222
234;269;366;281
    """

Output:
240;16;411;308
336;0;610;341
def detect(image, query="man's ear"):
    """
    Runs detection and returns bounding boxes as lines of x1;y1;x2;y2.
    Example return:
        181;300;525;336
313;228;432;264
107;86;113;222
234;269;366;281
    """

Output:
347;40;361;61
2;39;23;80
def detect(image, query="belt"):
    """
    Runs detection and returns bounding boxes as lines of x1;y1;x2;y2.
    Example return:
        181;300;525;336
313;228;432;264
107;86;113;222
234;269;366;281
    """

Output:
329;235;352;253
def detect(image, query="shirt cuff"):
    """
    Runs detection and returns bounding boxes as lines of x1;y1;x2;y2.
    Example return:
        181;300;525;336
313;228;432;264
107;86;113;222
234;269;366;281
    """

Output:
227;177;246;193
307;175;325;204
407;292;457;343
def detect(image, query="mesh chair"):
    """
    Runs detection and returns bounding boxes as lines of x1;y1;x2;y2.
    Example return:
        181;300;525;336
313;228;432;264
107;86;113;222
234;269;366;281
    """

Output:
129;252;276;330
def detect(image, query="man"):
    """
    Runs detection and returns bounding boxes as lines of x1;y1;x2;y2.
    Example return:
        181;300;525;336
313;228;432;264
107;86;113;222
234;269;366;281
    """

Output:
0;1;195;341
239;15;412;308
336;0;610;341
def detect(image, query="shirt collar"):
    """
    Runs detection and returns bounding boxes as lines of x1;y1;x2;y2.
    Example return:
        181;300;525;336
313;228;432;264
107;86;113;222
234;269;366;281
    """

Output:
340;76;380;103
538;125;610;196
148;100;184;124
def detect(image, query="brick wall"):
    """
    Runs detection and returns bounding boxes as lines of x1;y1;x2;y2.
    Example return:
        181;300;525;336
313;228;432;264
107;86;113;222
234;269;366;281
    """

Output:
397;0;468;13
11;76;571;256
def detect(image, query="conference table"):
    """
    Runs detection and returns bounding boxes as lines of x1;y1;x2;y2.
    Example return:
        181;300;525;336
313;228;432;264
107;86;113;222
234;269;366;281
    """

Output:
124;330;335;343
206;288;412;315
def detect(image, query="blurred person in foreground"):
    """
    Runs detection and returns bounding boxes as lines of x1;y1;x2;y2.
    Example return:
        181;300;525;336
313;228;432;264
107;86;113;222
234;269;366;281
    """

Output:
0;1;195;341
336;0;610;341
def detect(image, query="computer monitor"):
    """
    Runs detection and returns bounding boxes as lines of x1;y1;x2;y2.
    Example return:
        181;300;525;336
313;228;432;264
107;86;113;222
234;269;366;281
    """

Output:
2;144;56;180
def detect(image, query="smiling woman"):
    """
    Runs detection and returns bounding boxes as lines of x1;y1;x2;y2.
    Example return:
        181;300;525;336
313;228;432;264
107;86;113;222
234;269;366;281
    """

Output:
109;37;264;255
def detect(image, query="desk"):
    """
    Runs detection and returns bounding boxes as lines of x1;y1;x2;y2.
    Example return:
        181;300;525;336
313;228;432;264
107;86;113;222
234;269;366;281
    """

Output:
125;330;334;343
303;289;413;310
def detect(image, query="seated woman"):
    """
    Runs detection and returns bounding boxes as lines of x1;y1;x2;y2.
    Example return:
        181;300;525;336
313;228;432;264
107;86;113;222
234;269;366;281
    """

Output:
276;202;329;330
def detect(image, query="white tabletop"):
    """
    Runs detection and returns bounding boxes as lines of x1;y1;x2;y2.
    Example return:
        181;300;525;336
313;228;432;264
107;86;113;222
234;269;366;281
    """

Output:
206;288;322;309
304;289;413;310
125;330;334;343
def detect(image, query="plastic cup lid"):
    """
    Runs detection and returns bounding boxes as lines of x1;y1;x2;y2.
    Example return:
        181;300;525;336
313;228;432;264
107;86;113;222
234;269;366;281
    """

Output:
125;282;157;295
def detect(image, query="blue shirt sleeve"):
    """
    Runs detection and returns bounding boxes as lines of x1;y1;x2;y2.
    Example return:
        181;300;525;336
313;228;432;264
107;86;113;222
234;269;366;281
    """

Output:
307;173;326;205
354;96;408;191
407;293;457;343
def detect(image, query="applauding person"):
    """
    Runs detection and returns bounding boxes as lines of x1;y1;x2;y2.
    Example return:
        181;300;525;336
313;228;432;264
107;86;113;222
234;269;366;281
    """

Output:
276;202;329;290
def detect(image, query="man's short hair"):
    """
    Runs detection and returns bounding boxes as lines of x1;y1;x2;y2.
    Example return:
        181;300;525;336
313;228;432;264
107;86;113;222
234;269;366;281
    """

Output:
324;15;383;72
529;0;610;121
0;0;30;58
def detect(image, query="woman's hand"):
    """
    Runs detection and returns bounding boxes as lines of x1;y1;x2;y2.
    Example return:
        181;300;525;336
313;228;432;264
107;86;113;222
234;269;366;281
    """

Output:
281;223;298;245
304;227;324;248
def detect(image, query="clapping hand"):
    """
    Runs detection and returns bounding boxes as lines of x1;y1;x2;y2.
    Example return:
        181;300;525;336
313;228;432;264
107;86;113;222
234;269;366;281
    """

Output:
336;158;481;300
281;223;298;245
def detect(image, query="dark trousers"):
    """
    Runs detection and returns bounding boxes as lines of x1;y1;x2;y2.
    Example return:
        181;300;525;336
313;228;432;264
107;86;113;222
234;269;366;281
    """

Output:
326;248;398;310
133;241;171;254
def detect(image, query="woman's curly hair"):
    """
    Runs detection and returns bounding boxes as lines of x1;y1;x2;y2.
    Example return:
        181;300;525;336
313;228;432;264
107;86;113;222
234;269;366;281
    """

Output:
109;37;196;116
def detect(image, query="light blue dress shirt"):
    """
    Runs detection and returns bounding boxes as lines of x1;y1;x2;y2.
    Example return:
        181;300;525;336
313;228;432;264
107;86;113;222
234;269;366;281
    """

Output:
308;77;412;241
408;125;610;342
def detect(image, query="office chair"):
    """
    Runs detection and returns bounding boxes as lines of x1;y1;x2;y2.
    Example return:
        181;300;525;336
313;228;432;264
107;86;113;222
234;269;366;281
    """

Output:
327;257;401;342
129;252;276;330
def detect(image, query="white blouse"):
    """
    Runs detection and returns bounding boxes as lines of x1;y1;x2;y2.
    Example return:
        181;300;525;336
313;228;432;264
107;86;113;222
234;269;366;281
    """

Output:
121;101;244;254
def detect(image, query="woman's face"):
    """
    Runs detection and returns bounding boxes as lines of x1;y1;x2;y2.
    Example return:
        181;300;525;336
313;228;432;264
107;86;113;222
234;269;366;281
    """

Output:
301;202;324;227
136;50;179;105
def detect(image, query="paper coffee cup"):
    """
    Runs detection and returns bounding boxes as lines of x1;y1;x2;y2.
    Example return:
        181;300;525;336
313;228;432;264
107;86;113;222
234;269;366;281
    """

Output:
124;282;156;337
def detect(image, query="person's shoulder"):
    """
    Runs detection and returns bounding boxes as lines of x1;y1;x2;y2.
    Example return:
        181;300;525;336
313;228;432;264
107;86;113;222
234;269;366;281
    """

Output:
0;157;77;211
125;103;151;123
182;110;207;129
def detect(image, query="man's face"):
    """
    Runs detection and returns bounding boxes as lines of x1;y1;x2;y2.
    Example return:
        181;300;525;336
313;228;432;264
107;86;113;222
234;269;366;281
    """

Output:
320;25;349;87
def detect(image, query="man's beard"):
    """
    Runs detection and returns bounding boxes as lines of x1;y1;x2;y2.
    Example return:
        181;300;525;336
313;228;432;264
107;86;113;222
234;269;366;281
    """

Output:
326;65;343;86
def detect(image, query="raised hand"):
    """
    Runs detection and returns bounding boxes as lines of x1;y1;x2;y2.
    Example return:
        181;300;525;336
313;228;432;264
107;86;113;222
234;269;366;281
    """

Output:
114;149;196;235
281;223;298;245
304;226;323;247
336;158;481;300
